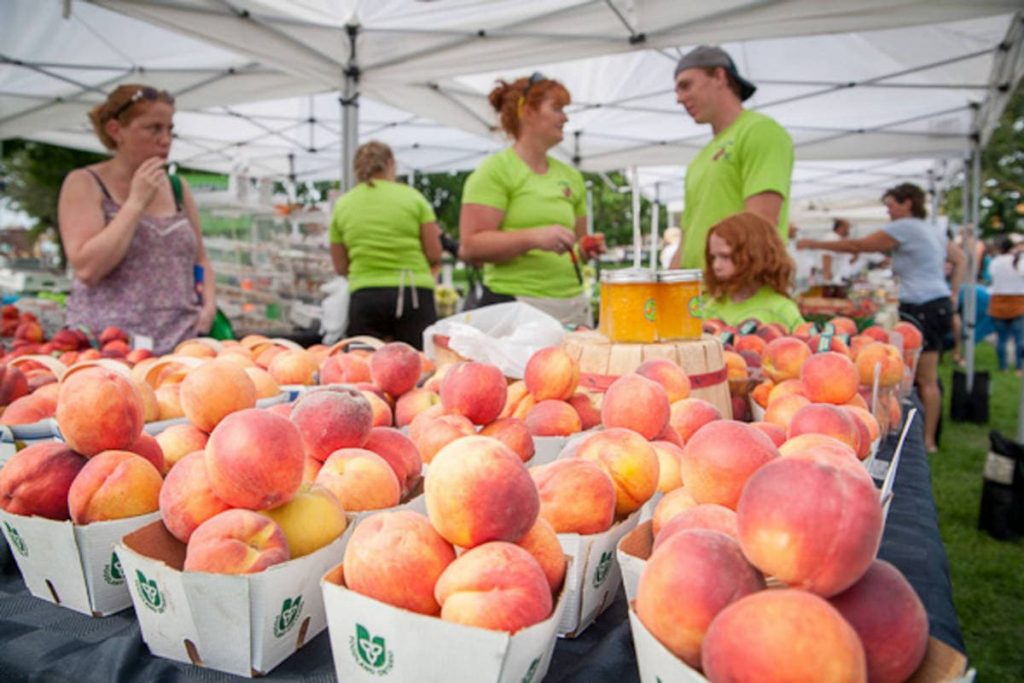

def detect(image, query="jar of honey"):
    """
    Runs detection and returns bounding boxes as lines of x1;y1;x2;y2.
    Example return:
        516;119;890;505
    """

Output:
599;269;658;343
656;269;703;340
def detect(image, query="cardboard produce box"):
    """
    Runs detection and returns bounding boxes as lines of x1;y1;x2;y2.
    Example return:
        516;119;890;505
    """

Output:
617;519;654;603
0;508;160;616
116;518;352;678
321;561;569;682
0;421;59;467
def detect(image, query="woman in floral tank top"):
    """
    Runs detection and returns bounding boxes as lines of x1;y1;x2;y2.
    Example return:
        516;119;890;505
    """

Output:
57;84;216;354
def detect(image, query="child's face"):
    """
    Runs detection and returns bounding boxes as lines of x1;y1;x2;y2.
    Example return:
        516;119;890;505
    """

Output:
708;233;736;281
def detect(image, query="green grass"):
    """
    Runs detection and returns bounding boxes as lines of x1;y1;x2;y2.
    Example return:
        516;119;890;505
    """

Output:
934;342;1024;682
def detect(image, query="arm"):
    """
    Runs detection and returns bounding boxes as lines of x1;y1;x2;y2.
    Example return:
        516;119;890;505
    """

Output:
420;222;443;267
947;241;967;303
181;178;217;334
797;230;898;254
822;254;834;280
458;203;575;264
330;242;349;276
744;191;784;227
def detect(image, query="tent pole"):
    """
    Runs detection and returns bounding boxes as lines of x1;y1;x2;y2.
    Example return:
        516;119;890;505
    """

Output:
340;24;360;192
585;180;594;236
631;166;641;270
966;141;982;393
650;183;660;270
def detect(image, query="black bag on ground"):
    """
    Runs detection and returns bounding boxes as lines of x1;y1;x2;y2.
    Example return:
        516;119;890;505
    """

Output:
950;369;989;423
978;431;1024;541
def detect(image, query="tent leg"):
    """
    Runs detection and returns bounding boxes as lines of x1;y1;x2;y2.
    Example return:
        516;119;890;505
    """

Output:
340;24;360;192
965;142;982;394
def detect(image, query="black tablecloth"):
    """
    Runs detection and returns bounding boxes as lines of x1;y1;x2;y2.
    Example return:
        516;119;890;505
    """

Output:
0;399;963;682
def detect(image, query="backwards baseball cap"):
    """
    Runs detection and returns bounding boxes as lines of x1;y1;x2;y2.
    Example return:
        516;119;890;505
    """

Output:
674;45;756;102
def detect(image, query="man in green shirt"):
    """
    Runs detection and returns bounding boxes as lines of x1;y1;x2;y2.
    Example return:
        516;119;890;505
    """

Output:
671;46;794;269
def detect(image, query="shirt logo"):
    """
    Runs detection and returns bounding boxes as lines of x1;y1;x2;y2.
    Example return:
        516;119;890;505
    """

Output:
712;140;734;162
558;180;572;199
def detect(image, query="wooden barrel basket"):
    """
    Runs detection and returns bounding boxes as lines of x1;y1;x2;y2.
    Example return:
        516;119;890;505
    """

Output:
561;330;733;419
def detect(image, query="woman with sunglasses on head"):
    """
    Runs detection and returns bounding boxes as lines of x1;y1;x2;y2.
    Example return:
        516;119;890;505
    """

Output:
459;74;603;327
57;84;216;354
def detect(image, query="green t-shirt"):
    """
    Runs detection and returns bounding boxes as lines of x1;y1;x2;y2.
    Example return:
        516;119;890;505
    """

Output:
702;285;805;331
681;110;794;269
329;180;437;293
462;149;586;299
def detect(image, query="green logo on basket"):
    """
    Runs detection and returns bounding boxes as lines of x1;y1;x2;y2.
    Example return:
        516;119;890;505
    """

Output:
593;550;614;587
274;595;303;638
351;623;393;675
522;657;541;683
103;551;124;585
643;298;657;322
4;522;27;557
135;569;165;613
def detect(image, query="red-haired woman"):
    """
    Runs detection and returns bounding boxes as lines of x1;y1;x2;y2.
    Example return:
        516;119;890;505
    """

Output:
57;84;216;353
458;73;602;327
702;212;804;331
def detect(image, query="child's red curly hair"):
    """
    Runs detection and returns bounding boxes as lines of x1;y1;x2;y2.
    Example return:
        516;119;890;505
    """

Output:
703;212;795;299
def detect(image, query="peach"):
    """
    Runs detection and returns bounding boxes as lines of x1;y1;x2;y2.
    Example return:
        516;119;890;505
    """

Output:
154;383;185;420
828;316;859;336
792;321;819;340
668;397;723;442
855;342;905;388
767;378;806;405
762;336;812;382
701;589;867;682
800;352;859;405
158;451;231;543
55;366;145;457
360;389;393;427
0;442;87;520
214;350;256;369
749;421;787;447
861;325;890;343
735;334;768;356
290;386;373;461
565;391;600;430
421;363;451;394
808;333;852;357
479;417;535;462
132;379;160;423
361;427;423;496
651;440;684;492
0;393;56;425
530;458;616;535
894;321;924;351
155;423;209;471
524;346;579;401
511;394;536;421
654;423;685;448
497;380;529;420
0;364;29;407
243;366;281;399
434;541;552;633
319;353;371;385
651;487;698;536
653;504;739;547
266;349;317;386
636;358;691;403
410;413;476;464
830;560;929;683
737;457;884;596
343;510;456;615
849;334;875;359
369;342;422;397
723;350;748;381
516;518;567;592
179;361;258;433
260;484;347;558
524;399;583;437
788;403;862;455
845;405;881;444
425;435;539;548
205;408;305;510
126;432;166;473
183;508;289;574
750;379;774;408
779;433;859;461
302;456;322;485
842;406;873;459
637;529;765;667
68;450;162;524
763;393;811;430
576;427;660;516
440;361;507;425
845;392;870;410
678;420;779;509
315;448;401;511
394;387;440;427
601;374;670;440
175;340;217;358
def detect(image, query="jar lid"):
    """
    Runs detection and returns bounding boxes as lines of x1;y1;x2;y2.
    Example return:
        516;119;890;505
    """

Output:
658;269;703;283
601;268;657;283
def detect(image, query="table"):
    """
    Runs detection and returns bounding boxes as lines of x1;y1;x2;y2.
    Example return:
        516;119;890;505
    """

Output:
0;398;964;682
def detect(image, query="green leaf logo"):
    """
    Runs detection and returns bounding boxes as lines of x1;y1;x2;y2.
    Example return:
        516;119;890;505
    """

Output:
274;595;303;638
643;298;657;322
3;521;27;557
103;551;124;585
522;657;541;683
350;623;393;674
593;550;614;587
134;569;165;613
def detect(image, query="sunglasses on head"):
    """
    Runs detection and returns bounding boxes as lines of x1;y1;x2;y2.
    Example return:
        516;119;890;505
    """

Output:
110;87;175;120
522;72;546;99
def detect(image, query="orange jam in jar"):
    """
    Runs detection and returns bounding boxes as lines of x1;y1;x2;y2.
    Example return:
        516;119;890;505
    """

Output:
656;269;703;341
599;269;658;343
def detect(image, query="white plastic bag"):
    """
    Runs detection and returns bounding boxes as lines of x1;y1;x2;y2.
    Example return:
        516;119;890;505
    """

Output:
319;276;350;345
422;302;566;379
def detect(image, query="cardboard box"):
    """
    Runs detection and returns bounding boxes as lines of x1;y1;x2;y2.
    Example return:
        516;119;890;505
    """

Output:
617;519;654;603
0;508;161;616
321;561;569;682
628;602;973;683
117;518;352;677
557;510;640;637
0;421;60;467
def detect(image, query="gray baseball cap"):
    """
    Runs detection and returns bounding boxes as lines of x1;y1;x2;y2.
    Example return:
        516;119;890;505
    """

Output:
674;45;756;101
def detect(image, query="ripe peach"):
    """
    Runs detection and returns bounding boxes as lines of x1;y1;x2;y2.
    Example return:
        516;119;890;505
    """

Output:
361;427;423;496
516;518;567;592
68;450;162;524
723;350;748;381
807;333;852;357
343;510;456;615
243;366;281;399
158;451;231;543
894;321;924;351
511;394;535;421
0;442;87;520
434;541;552;633
637;529;765;667
214;350;256;369
410;412;476;464
735;334;768;356
800;351;858;404
315;448;402;511
849;334;875;359
750;379;774;409
530;458;616;535
319;353;371;385
290;387;373;461
154;383;185;420
370;342;422;397
749;421;787;447
828;316;859;336
861;325;890;343
0;394;56;425
175;340;217;358
763;393;811;430
788;403;862;455
779;433;859;461
855;342;905;388
601;374;670;440
125;432;165;473
360;389;393;427
767;378;806;405
394;388;440;427
576;427;660;516
651;487;698;536
566;391;601;430
184;508;289;574
762;337;812;382
302;456;322;485
669;397;723;442
479;417;535;462
56;366;145;457
737;457;884;596
524;346;579;401
678;420;779;509
636;358;691;403
651;440;684;492
205;408;305;510
267;349;319;386
653;504;739;547
425;435;539;548
846;405;881;445
155;423;209;471
260;484;348;558
701;589;867;682
525;399;583;437
179;361;257;433
440;361;507;425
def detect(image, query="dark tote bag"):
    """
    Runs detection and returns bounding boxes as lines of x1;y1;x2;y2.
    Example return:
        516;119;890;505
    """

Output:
950;369;990;423
979;431;1024;540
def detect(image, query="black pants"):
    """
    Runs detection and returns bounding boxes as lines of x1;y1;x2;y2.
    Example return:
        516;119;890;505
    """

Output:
347;287;436;350
899;297;953;354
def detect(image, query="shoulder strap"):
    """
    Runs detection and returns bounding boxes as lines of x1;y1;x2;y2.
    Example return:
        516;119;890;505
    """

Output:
169;174;183;212
84;168;114;201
